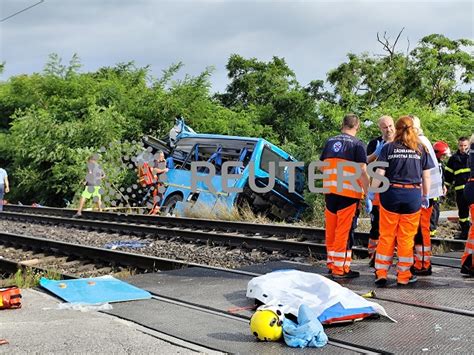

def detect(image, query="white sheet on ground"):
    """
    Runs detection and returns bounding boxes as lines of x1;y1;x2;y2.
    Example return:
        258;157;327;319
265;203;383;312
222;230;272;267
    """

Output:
246;270;388;319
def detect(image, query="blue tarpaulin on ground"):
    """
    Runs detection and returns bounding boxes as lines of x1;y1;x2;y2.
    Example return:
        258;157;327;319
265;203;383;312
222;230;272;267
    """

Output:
40;275;152;304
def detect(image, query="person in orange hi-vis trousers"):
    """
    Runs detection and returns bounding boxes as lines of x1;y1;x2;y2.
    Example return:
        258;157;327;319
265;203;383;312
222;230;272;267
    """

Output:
410;116;444;276
320;113;369;279
368;116;434;286
365;115;395;266
461;134;474;277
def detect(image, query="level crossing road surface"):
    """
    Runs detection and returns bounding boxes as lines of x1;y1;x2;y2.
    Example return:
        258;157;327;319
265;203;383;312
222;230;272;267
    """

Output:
0;289;221;354
1;260;471;353
108;259;472;354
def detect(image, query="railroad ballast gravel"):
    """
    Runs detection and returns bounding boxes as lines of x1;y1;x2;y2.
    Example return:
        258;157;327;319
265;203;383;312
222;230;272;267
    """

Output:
0;220;292;269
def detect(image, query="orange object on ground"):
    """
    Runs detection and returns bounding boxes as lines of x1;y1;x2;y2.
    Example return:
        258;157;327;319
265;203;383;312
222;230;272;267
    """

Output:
325;195;359;276
413;205;433;271
0;286;22;309
375;206;420;284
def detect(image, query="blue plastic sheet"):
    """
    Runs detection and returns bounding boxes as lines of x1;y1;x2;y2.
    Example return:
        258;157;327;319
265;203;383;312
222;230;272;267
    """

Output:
40;275;152;304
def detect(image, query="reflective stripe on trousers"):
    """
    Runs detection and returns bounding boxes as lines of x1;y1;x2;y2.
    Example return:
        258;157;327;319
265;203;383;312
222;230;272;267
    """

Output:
325;201;358;275
375;205;420;283
368;238;378;257
414;206;433;270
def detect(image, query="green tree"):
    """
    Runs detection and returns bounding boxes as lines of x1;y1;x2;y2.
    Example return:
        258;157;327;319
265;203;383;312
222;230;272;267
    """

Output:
326;31;473;110
408;34;474;107
216;55;318;159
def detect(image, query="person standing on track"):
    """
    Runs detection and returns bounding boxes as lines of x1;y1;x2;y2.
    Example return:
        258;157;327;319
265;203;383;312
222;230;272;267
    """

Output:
445;137;471;240
320;113;369;279
368;116;434;286
73;155;105;217
461;133;474;277
365;115;395;265
410;116;444;276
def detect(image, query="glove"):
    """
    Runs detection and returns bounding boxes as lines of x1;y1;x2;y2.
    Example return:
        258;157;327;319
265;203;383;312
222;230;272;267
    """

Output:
421;195;429;209
374;140;384;158
365;196;373;214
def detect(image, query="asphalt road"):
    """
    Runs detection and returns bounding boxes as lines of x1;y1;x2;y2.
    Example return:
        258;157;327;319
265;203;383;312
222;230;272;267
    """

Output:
0;289;219;354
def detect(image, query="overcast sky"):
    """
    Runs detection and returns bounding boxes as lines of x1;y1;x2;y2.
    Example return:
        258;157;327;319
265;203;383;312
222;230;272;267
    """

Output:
0;0;472;92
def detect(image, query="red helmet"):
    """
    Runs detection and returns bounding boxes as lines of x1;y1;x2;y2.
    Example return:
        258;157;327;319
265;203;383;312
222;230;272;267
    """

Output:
433;141;451;160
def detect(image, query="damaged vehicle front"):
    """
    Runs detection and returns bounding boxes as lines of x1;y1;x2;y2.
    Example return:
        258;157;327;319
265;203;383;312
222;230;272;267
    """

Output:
143;119;307;220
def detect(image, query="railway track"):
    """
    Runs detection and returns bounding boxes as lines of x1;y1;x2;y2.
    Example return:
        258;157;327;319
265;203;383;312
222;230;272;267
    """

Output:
0;229;471;354
0;231;256;276
1;205;466;255
0;208;367;260
0;235;382;353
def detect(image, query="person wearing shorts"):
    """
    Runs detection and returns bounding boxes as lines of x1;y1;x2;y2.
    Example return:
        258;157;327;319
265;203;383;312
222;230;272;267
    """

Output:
73;155;105;217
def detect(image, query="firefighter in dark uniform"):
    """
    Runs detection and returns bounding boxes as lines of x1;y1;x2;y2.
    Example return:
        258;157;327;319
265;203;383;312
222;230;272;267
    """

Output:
461;134;474;276
368;116;434;286
445;137;471;240
320;114;369;279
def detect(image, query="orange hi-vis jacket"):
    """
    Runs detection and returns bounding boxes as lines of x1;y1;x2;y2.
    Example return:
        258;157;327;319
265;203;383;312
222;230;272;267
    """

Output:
320;133;367;200
322;158;364;199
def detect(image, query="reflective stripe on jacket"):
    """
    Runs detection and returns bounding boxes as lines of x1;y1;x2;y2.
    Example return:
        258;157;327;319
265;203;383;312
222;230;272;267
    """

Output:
445;150;470;190
323;158;363;199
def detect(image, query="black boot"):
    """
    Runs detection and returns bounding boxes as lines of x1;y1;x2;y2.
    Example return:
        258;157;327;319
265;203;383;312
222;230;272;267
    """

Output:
459;221;471;240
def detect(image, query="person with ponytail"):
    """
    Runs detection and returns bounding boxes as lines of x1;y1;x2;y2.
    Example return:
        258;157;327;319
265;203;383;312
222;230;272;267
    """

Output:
461;133;474;276
368;116;434;286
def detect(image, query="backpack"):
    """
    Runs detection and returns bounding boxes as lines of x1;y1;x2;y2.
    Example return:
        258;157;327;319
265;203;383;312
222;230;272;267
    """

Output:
138;162;154;187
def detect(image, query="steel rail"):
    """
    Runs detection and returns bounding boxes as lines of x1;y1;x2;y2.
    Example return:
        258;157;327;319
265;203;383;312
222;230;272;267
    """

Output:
0;231;259;276
0;252;384;354
0;210;462;270
148;294;384;354
3;205;466;251
1;231;471;320
0;237;384;354
4;204;330;239
0;211;369;259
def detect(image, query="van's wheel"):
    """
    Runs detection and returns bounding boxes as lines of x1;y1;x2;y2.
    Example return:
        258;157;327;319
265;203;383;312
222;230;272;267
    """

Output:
163;194;183;215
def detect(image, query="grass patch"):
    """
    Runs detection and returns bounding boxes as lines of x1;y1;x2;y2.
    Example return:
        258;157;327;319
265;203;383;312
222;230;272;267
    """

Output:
182;200;274;224
0;267;61;288
112;268;137;279
431;242;451;255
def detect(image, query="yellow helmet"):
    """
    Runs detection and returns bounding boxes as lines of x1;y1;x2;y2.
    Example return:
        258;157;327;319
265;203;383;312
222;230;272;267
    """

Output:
249;305;284;341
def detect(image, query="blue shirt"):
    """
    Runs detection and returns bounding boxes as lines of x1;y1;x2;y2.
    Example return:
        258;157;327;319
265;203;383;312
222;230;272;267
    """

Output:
378;142;435;185
320;133;367;164
0;168;7;185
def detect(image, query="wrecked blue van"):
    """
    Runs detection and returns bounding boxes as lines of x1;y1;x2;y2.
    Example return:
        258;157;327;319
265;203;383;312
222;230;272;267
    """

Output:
143;120;307;220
